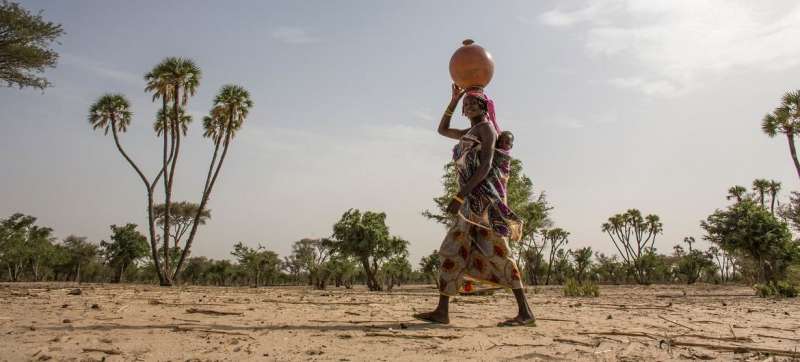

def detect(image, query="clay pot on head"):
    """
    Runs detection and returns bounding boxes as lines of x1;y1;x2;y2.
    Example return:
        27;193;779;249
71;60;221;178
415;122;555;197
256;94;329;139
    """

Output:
449;39;494;90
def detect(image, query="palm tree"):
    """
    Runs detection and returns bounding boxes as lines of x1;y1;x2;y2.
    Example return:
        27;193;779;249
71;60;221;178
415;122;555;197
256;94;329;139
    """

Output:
173;85;252;279
88;94;165;285
144;57;201;283
767;180;782;215
726;185;747;203
752;179;771;208
762;90;800;180
154;108;191;137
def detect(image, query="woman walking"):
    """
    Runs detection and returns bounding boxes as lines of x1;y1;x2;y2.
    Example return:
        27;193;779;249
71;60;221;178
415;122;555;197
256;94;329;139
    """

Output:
413;84;535;326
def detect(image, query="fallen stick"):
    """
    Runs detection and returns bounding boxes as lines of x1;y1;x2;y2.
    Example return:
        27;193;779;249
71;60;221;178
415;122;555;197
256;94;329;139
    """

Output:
733;324;797;332
486;342;549;350
587;304;671;310
82;348;122;355
308;319;413;324
364;332;461;340
666;340;800;358
680;334;754;343
658;315;695;330
553;337;600;348
655;293;754;298
185;308;243;316
261;299;374;306
172;326;254;339
536;318;579;324
578;331;656;339
754;333;800;342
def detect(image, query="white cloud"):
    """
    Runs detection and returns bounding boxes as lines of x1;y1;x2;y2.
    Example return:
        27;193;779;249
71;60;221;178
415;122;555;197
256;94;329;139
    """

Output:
271;26;319;45
538;2;618;27
539;1;800;97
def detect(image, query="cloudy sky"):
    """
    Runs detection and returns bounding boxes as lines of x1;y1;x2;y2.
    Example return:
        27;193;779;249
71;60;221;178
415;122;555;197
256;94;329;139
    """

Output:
3;0;800;266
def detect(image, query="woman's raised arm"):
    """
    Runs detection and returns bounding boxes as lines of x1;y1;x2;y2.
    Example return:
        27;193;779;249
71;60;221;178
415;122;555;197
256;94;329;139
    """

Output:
438;83;468;140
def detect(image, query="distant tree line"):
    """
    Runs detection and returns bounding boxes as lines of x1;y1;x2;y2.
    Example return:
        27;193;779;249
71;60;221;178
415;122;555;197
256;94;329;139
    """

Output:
423;157;800;295
0;208;424;289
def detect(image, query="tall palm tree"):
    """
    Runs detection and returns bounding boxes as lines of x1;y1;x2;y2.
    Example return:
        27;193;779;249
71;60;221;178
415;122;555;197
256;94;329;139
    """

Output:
767;180;782;215
752;179;771;208
762;90;800;180
726;185;747;203
144;57;201;283
88;94;168;285
173;85;252;279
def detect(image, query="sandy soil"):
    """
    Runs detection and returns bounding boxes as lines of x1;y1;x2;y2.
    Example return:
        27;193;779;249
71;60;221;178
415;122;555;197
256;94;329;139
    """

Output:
1;283;799;361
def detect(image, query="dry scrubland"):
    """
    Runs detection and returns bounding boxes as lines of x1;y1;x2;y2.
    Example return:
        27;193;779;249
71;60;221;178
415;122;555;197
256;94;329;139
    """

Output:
1;283;799;361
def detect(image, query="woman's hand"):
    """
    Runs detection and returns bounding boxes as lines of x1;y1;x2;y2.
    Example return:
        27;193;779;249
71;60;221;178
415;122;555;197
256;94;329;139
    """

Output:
450;83;465;103
446;197;462;215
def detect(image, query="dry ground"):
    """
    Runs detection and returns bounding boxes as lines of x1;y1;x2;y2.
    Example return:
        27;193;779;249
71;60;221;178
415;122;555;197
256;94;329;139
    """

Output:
1;282;799;361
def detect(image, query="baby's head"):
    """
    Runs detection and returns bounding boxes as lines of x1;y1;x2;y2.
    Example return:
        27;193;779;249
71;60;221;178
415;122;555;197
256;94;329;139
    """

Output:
497;131;514;151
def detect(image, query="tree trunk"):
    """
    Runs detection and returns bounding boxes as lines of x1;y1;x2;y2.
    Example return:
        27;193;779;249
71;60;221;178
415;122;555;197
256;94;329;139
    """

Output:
172;123;231;281
110;120;167;286
360;258;381;291
787;133;800;181
162;91;180;286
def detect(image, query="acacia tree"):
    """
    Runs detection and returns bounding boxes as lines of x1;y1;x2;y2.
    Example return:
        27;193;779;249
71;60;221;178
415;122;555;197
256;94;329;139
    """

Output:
0;1;64;89
542;228;569;285
601;209;663;284
62;236;97;283
419;250;440;287
0;213;53;281
702;199;800;284
287;238;331;288
153;202;210;249
674;236;714;284
231;242;280;287
381;255;412;291
762;90;800;180
329;209;408;291
100;224;148;283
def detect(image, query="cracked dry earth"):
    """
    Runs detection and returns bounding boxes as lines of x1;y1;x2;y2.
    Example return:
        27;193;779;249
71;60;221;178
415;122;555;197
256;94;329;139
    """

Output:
1;283;799;361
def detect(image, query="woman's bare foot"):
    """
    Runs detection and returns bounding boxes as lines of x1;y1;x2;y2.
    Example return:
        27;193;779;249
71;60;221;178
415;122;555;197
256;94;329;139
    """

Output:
413;311;450;324
497;314;536;327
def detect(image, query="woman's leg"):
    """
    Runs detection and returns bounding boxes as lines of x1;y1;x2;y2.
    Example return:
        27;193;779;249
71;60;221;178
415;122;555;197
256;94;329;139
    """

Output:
512;288;535;321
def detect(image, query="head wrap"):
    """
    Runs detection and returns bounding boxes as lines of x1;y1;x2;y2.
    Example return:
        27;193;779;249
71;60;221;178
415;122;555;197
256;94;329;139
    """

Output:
464;90;501;135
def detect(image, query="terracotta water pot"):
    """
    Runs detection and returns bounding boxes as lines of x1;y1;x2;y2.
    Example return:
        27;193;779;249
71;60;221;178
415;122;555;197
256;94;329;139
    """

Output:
449;39;494;89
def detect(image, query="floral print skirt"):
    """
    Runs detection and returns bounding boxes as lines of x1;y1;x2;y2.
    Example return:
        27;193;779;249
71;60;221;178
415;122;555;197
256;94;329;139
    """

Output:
438;218;523;296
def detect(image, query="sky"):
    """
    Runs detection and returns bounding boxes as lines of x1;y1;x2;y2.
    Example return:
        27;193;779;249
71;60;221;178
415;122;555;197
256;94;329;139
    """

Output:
3;0;800;266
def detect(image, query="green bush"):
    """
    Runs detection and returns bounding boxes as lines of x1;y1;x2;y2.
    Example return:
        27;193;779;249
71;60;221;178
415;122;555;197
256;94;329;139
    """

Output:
754;281;799;298
563;278;600;297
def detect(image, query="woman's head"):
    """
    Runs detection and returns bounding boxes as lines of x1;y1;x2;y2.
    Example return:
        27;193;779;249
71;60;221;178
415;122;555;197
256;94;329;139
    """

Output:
463;90;501;134
462;94;487;119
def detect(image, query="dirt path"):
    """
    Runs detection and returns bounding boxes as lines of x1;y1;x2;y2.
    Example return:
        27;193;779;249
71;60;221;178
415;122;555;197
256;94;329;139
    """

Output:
1;283;798;361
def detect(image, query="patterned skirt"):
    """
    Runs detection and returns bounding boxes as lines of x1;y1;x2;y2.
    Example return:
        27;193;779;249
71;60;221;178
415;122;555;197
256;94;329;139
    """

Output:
438;218;523;296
